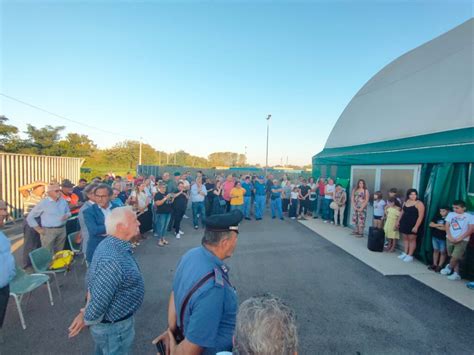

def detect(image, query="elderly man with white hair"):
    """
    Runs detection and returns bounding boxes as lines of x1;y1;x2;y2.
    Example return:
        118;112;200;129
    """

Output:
166;294;298;355
68;207;145;354
26;183;71;254
232;294;298;355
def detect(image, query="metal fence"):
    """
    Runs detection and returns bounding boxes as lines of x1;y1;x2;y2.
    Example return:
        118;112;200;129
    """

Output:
137;165;312;180
0;153;84;220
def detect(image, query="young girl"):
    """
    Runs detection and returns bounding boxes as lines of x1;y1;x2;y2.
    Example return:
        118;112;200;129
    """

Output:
289;186;299;219
384;197;401;252
373;191;386;229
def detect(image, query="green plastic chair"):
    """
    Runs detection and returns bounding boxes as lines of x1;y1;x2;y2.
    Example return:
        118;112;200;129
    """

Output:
67;231;85;264
9;265;54;329
29;248;69;300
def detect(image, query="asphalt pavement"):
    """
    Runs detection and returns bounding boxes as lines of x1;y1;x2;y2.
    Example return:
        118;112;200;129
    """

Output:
1;210;473;355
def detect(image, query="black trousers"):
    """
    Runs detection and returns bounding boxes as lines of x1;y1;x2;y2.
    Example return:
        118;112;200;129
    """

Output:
205;197;214;217
299;199;309;215
23;220;41;268
282;198;290;213
173;209;185;234
0;284;9;329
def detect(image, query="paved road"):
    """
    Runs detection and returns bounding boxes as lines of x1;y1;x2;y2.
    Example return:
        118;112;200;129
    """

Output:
2;211;473;355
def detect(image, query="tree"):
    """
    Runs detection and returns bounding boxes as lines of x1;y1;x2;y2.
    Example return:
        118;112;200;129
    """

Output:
208;152;247;167
0;115;19;151
58;133;97;157
24;124;65;155
103;140;159;169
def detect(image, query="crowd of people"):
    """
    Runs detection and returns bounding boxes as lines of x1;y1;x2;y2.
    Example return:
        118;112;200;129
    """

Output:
0;170;473;354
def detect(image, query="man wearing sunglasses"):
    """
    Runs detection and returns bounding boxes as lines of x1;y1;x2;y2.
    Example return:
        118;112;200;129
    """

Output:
26;183;71;254
153;210;244;355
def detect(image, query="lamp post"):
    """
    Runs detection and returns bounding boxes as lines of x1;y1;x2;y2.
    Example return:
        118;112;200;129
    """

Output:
265;114;271;177
139;137;143;166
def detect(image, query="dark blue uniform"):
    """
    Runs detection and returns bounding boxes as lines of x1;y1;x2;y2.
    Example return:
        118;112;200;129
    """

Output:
173;246;237;353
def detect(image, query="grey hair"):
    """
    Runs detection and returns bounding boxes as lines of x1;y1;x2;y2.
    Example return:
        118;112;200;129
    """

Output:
105;206;135;236
83;183;99;200
234;294;298;355
95;183;113;196
201;230;234;246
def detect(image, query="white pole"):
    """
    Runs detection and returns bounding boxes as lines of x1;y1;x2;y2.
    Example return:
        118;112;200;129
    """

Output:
139;138;142;166
265;114;271;177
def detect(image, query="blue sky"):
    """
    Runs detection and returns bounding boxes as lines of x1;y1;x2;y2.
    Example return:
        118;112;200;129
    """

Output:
0;0;471;166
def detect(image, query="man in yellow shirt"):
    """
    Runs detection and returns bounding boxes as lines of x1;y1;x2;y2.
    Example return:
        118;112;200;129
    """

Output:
230;181;246;213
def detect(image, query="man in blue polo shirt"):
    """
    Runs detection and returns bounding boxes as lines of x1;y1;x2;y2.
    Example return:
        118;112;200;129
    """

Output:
153;210;244;355
253;176;266;220
241;176;253;220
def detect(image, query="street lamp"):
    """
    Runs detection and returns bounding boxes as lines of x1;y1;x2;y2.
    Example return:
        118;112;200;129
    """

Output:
265;114;271;177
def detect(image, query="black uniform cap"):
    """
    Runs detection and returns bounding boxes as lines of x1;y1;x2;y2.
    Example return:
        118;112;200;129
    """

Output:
205;210;244;233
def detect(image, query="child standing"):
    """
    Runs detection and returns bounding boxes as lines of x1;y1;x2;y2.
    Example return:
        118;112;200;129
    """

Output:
440;200;474;281
373;191;386;229
289;187;299;220
384;197;401;252
388;188;402;205
428;207;449;272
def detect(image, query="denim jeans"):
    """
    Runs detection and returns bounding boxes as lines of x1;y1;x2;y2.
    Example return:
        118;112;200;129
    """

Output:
230;204;244;213
192;201;206;227
323;198;334;221
254;195;266;219
314;195;324;217
271;197;283;218
243;196;251;218
154;213;171;238
289;199;298;218
90;316;135;355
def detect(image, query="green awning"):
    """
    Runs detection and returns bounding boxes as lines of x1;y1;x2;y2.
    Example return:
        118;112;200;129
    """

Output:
313;127;473;166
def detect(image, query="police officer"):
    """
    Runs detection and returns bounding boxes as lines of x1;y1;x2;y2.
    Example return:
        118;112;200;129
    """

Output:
153;210;244;355
253;176;266;221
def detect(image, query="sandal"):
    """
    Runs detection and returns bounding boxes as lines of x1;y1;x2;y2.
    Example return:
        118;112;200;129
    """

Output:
163;239;169;245
157;241;165;247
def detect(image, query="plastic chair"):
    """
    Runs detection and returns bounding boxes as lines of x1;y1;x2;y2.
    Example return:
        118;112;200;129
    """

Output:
68;231;85;264
9;265;54;329
29;248;69;300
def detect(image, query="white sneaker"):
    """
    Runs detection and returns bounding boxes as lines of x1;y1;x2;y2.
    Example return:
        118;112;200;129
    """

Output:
398;253;407;260
176;233;181;239
330;221;335;224
447;272;461;281
179;230;184;235
403;255;413;263
440;265;452;275
324;220;328;223
183;215;189;219
291;217;296;220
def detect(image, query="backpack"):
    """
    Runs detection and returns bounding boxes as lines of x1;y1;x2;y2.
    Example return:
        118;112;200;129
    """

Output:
49;250;74;270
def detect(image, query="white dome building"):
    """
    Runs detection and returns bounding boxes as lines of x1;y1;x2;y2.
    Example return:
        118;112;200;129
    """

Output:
312;19;473;263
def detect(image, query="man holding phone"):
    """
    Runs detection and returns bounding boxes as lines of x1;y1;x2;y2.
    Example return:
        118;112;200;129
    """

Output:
153;210;243;355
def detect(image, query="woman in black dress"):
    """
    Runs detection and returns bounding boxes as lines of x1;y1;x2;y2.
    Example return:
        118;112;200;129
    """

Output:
396;189;425;263
211;180;225;215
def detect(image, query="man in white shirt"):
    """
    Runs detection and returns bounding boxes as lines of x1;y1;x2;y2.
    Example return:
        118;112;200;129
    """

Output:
190;177;207;229
440;200;474;281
